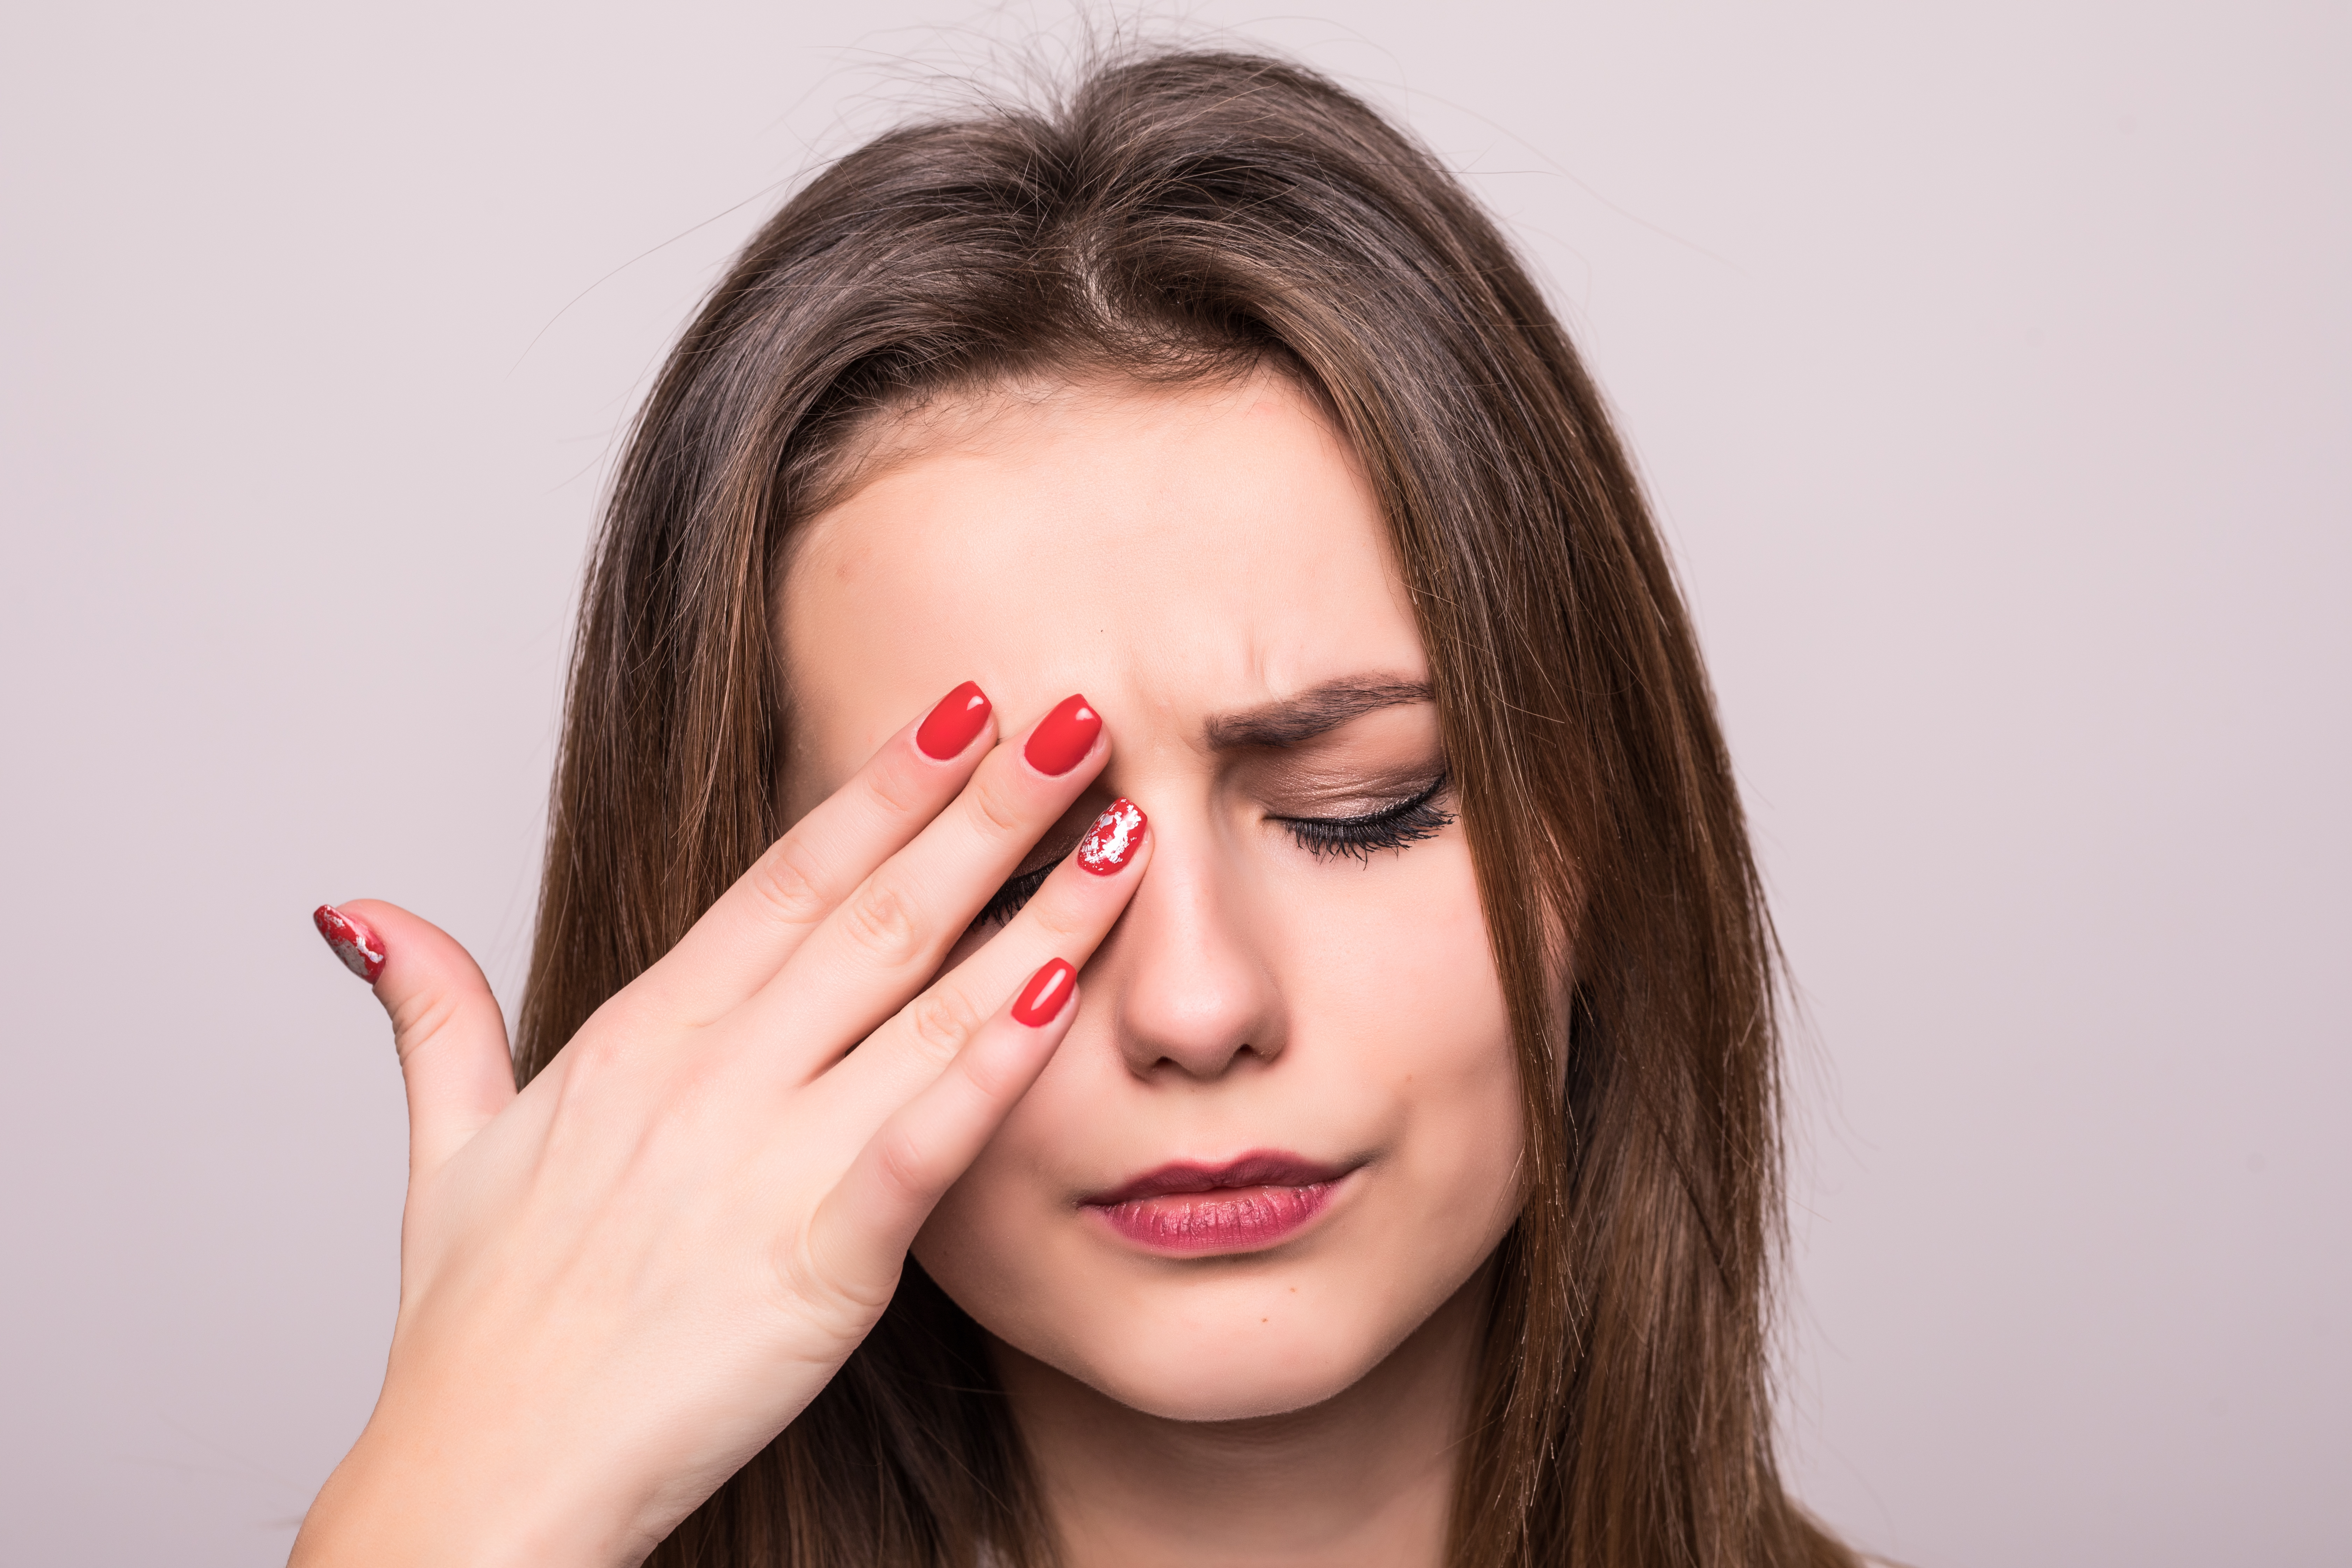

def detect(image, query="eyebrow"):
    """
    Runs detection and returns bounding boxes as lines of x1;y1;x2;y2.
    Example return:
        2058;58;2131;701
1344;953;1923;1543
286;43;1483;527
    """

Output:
1203;676;1435;751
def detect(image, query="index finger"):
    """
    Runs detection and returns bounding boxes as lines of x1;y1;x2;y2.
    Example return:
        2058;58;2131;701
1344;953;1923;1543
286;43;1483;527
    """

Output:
638;680;997;1023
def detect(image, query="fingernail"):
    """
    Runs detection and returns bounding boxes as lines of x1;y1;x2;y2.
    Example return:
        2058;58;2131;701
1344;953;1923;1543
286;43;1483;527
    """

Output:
1076;798;1147;875
1023;694;1101;776
313;904;385;982
916;680;992;760
1013;957;1077;1027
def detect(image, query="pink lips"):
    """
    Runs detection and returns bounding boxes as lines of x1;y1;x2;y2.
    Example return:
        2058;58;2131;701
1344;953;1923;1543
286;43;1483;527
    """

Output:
1082;1151;1354;1255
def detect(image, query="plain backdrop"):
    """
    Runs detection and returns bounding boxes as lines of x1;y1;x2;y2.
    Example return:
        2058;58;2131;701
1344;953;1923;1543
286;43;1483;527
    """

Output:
2;2;2345;1563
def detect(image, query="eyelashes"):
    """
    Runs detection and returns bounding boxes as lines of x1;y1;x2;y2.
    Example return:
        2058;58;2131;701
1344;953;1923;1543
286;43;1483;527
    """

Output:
971;862;1055;933
1273;772;1455;863
968;772;1455;932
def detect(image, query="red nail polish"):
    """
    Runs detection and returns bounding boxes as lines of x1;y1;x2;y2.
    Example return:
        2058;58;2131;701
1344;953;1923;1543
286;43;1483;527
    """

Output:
313;904;385;982
916;681;992;760
1076;798;1147;875
1023;694;1100;776
1013;957;1077;1027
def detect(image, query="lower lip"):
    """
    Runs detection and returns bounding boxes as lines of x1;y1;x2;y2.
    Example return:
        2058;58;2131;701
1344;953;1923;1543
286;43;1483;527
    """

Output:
1087;1179;1342;1255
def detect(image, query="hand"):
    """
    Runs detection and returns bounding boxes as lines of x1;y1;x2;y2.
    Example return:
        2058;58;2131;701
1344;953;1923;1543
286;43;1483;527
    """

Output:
289;687;1149;1567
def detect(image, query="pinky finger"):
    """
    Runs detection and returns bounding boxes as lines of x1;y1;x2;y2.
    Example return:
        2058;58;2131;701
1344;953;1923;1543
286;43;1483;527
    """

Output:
805;958;1077;1292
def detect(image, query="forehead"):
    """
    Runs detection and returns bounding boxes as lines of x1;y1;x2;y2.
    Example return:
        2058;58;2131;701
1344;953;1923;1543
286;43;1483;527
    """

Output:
778;373;1425;777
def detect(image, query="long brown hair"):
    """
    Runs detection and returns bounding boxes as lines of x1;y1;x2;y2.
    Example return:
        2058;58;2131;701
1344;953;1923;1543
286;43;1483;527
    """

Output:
516;46;1850;1568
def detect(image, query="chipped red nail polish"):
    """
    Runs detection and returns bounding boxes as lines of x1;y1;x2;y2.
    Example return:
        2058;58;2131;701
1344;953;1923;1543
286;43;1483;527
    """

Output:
1023;694;1101;777
916;680;992;760
1012;957;1077;1027
313;904;385;982
1076;798;1147;875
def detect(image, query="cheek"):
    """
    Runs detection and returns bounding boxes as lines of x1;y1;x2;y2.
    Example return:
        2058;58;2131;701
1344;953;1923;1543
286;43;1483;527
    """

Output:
1302;837;1508;1074
1300;840;1526;1242
911;835;1526;1420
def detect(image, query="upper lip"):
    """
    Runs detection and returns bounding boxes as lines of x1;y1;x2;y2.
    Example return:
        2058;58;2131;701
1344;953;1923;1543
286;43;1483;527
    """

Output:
1081;1150;1358;1206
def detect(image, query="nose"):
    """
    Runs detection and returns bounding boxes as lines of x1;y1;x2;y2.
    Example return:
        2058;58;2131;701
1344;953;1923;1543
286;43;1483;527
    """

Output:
1101;821;1286;1080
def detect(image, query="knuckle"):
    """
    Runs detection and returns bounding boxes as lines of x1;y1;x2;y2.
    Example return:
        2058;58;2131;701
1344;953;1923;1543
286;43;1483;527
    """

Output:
746;836;833;929
863;759;928;820
386;987;464;1067
955;1035;1022;1103
963;771;1029;840
869;1123;935;1205
840;878;927;968
1021;884;1089;941
774;1228;893;1328
551;1022;629;1088
600;979;672;1038
904;985;985;1064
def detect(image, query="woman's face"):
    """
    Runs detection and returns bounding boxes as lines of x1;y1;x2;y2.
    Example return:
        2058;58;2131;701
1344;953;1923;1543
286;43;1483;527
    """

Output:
780;371;1525;1421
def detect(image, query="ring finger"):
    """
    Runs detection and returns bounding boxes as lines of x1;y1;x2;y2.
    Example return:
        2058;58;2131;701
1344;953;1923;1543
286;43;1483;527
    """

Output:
824;796;1151;1120
733;695;1111;1075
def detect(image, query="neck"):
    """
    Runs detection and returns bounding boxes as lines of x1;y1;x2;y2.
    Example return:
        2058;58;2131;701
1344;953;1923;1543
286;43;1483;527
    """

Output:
993;1272;1486;1568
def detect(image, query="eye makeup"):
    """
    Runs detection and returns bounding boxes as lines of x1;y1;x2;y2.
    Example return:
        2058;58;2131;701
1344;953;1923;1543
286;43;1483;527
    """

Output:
1269;770;1454;862
965;763;1454;934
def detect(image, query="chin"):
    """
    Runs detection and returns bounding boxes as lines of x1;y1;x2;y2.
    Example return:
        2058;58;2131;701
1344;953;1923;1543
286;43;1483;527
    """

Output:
917;1227;1447;1422
1045;1311;1386;1422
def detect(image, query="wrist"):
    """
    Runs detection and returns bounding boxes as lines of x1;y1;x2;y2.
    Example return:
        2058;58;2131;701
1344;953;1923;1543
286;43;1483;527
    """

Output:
291;1414;653;1568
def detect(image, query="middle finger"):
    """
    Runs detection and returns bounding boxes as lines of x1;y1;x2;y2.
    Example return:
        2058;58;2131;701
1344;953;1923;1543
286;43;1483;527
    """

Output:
825;793;1150;1120
730;693;1107;1070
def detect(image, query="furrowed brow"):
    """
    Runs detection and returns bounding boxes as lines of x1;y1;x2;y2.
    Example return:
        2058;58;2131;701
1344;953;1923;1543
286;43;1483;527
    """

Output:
1203;677;1434;751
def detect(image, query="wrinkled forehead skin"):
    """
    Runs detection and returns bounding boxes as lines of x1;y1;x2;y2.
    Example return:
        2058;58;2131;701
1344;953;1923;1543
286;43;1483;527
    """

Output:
777;368;1423;810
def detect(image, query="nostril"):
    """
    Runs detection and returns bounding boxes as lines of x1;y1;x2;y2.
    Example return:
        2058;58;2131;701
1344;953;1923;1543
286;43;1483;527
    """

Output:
1105;858;1285;1079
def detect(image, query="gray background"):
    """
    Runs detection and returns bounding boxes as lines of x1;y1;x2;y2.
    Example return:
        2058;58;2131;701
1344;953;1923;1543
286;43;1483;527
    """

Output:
3;2;2344;1563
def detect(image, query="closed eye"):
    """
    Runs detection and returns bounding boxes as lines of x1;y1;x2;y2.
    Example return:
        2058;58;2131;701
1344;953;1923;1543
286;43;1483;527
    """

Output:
968;861;1055;933
968;770;1454;932
1272;772;1454;863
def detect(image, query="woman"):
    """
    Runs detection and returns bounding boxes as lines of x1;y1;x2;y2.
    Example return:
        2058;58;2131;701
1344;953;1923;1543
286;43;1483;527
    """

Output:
293;48;1856;1568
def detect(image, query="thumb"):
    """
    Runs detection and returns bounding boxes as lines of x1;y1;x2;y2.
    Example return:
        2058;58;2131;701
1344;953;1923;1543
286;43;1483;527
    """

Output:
313;900;516;1177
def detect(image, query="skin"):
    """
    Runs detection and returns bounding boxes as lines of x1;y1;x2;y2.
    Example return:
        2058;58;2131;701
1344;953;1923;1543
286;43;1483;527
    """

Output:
783;371;1527;1566
290;370;1525;1568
